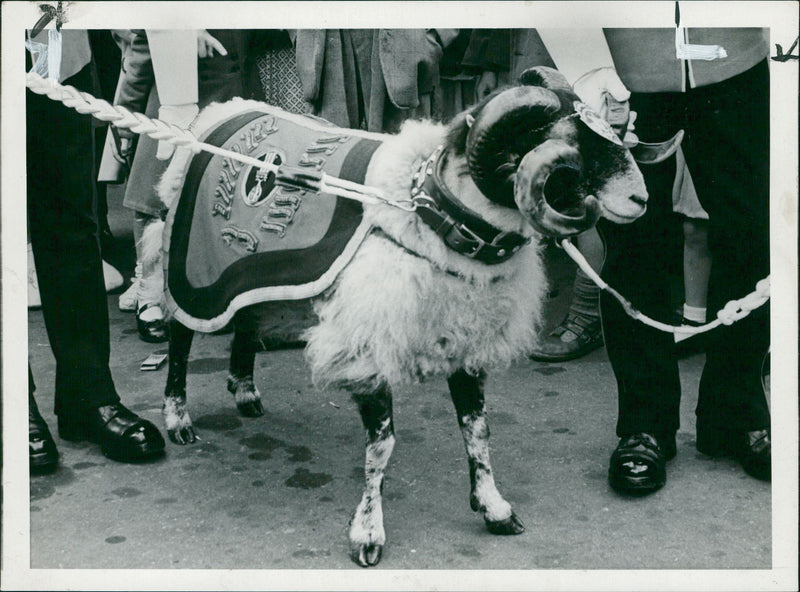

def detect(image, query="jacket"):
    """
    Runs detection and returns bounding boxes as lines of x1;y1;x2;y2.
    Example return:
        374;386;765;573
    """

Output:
463;28;768;93
294;29;459;111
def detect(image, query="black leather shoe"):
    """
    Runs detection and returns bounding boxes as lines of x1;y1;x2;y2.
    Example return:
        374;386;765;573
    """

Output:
137;303;168;343
58;403;165;462
609;432;675;495
697;423;770;482
740;430;771;481
30;394;58;472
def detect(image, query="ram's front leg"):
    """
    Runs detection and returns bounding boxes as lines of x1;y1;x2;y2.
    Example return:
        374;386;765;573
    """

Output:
227;328;264;417
349;384;395;567
447;369;524;535
163;319;196;444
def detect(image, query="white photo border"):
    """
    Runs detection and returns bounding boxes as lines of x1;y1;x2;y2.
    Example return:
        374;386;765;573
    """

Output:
2;2;797;590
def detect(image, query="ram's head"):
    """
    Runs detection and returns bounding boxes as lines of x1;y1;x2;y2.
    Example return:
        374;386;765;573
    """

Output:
449;66;649;237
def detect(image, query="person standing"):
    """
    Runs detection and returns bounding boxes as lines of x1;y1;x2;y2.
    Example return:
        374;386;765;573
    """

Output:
27;28;166;470
536;26;771;492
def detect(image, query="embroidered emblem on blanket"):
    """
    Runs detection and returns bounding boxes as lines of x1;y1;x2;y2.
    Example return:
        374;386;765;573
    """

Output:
164;108;382;331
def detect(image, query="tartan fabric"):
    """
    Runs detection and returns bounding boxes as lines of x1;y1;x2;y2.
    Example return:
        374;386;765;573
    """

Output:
256;47;311;114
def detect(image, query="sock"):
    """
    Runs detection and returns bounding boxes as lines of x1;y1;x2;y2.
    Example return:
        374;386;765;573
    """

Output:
682;304;706;324
569;268;600;320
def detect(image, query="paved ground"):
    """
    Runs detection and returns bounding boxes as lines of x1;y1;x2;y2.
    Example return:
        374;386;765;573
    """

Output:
25;189;771;572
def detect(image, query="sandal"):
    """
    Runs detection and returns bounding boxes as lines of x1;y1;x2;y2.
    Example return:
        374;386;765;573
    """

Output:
608;432;674;494
530;312;603;362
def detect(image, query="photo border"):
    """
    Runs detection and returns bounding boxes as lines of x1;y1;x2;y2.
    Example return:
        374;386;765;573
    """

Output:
2;2;797;590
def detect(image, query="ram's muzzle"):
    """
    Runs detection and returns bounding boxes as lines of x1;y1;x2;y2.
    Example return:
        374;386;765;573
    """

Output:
513;140;601;238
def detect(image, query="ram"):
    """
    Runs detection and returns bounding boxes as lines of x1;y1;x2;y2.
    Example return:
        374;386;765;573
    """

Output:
150;67;650;567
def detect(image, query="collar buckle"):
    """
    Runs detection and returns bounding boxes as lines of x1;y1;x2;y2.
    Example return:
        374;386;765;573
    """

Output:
409;145;527;265
456;224;487;259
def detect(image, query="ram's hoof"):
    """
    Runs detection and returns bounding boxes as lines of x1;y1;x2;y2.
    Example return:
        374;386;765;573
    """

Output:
350;542;383;567
236;399;264;418
485;512;525;535
168;426;197;445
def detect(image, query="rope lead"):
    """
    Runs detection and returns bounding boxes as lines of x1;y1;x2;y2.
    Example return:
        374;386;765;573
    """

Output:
24;71;393;208
560;239;769;335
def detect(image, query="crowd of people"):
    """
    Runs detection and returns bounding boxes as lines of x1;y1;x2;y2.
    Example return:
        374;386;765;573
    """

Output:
27;27;770;496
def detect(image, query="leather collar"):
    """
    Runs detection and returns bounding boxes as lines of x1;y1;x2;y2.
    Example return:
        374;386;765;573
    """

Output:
411;146;529;265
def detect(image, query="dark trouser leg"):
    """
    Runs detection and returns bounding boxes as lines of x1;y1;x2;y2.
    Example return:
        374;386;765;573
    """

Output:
27;66;119;416
29;365;59;471
349;385;395;567
681;60;771;432
598;91;683;437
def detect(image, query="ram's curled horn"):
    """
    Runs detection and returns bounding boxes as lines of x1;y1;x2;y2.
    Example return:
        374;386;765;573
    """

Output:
518;66;574;92
513;139;601;238
466;86;563;208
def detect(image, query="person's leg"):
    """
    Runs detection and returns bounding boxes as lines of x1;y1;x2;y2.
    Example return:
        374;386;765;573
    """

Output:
89;30;122;255
28;366;58;472
681;217;710;321
602;90;684;493
671;150;711;342
120;87;169;341
133;211;168;342
530;228;604;362
27;67;120;416
118;259;142;311
681;60;770;479
27;64;165;463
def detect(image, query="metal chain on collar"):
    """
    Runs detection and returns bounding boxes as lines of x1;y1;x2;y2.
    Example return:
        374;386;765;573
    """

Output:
560;239;770;335
26;72;768;334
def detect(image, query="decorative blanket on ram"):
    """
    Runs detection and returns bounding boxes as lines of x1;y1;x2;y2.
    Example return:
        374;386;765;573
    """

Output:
164;107;383;332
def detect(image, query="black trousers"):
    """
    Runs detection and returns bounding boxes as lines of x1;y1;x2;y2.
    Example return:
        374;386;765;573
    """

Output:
27;63;120;415
598;60;770;437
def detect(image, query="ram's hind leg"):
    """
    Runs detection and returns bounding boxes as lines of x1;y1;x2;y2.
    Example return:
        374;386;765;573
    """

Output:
227;328;264;417
164;320;196;444
349;385;395;567
447;369;524;535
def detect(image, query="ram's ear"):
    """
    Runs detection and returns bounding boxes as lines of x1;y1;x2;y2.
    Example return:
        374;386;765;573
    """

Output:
519;67;573;93
630;130;685;164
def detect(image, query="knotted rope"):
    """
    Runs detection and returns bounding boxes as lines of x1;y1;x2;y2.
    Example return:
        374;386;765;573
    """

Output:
560;239;770;335
25;71;769;334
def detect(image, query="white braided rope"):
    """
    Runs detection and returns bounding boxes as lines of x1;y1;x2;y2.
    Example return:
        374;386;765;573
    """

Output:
25;71;391;207
560;238;770;334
